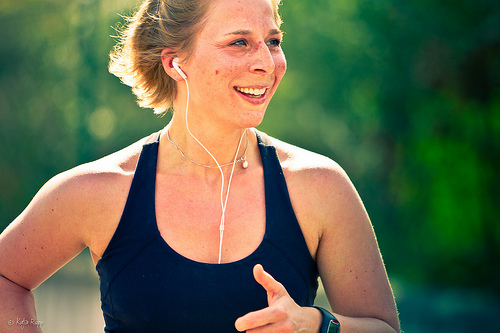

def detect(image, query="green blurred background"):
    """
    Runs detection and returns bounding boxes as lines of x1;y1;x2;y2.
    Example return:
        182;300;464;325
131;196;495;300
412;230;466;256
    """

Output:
1;0;499;331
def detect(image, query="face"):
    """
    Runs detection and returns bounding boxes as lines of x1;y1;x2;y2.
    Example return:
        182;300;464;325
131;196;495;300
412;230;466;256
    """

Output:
178;0;287;131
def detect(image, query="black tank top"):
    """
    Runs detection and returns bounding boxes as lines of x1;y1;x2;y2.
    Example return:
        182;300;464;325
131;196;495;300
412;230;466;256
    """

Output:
96;130;319;332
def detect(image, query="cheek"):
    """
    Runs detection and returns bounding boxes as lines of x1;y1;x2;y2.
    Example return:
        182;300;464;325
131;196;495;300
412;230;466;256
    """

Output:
199;66;237;95
213;63;241;83
274;55;287;80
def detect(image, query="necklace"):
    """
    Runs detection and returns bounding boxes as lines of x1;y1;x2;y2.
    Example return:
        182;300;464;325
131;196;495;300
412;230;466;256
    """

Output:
166;128;249;169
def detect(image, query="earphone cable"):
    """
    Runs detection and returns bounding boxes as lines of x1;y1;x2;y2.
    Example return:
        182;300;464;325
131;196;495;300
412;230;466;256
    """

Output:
181;74;246;264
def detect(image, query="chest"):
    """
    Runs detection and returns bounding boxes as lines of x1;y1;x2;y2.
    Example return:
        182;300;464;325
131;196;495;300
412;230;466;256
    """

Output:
154;171;266;264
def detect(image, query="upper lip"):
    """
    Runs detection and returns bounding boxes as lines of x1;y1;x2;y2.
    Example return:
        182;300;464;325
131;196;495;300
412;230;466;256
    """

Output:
234;85;270;89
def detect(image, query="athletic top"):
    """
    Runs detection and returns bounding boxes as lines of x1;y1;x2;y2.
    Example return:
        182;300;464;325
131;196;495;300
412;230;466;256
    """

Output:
96;130;319;333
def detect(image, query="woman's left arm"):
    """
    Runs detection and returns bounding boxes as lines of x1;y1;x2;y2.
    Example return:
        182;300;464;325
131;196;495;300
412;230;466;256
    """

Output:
313;163;400;332
236;153;399;333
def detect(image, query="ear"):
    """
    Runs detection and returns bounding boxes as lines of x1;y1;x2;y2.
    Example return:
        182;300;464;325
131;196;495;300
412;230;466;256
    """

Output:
161;49;186;81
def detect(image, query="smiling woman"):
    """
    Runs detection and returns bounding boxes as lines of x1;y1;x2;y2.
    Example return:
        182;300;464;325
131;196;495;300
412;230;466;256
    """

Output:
0;0;399;332
168;0;286;131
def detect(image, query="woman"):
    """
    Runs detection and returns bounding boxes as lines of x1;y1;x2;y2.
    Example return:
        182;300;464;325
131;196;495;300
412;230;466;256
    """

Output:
0;0;400;332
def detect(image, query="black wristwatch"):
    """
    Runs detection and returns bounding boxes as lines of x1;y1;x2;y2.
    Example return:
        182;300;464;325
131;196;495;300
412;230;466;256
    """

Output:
314;306;341;333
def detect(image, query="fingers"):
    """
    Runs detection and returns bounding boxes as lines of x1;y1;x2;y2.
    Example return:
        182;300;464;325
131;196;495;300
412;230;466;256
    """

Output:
235;264;291;332
252;264;287;301
235;306;287;332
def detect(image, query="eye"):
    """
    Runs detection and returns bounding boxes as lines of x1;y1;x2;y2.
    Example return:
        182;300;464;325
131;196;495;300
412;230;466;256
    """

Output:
230;39;248;46
267;38;282;47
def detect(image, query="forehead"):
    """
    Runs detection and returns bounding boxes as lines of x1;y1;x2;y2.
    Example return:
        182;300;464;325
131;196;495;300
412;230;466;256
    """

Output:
203;0;278;34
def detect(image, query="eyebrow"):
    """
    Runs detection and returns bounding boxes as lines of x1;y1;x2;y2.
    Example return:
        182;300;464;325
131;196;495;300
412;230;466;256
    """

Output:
224;29;283;36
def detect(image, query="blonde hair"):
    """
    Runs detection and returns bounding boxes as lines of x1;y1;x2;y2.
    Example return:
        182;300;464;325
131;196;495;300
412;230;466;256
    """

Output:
109;0;283;115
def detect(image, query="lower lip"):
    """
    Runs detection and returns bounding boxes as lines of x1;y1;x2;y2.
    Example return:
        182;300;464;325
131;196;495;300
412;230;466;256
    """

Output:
235;89;268;105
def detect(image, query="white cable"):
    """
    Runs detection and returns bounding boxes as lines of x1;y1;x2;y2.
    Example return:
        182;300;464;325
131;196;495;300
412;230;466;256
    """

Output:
181;76;246;264
218;131;245;264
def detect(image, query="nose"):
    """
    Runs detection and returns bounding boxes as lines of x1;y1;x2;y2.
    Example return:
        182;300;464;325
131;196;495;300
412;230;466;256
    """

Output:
249;41;275;74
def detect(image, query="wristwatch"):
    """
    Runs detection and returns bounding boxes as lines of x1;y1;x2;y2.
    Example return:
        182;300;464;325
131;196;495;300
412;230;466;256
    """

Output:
314;306;341;333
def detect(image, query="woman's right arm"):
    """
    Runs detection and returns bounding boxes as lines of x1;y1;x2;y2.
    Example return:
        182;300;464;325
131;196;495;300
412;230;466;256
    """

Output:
0;167;112;332
0;140;141;332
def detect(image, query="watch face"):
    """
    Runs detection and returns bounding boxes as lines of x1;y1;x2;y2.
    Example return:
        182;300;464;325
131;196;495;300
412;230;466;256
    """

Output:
327;319;341;333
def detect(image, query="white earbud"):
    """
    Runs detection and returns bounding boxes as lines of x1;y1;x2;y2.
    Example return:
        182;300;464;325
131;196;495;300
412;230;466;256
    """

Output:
172;58;187;80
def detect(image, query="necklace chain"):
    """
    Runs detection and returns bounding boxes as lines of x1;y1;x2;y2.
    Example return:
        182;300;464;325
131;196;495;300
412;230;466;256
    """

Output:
166;129;249;169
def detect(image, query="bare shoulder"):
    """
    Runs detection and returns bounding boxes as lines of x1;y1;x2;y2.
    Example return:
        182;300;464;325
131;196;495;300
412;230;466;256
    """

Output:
265;135;365;254
41;136;146;211
0;135;150;289
38;135;153;252
62;137;145;186
268;135;353;194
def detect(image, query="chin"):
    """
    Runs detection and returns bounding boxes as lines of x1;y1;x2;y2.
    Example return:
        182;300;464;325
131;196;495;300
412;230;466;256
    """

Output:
238;110;266;129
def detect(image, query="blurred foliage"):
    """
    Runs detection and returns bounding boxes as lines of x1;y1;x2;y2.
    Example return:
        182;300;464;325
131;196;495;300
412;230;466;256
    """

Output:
1;0;499;295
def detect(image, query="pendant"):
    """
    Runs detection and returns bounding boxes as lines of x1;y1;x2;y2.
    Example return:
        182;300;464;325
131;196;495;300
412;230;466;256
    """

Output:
242;157;249;169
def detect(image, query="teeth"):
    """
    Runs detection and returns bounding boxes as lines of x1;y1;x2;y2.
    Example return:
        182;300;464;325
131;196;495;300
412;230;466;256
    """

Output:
235;87;266;96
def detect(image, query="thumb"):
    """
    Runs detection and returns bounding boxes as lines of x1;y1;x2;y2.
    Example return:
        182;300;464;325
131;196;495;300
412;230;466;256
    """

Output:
253;264;287;305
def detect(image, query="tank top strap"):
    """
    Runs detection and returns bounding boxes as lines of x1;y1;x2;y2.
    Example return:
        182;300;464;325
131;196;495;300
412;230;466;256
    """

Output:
255;130;317;287
96;131;162;288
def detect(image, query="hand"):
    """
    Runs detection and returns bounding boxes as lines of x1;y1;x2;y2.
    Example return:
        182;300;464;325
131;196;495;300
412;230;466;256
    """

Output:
235;264;321;332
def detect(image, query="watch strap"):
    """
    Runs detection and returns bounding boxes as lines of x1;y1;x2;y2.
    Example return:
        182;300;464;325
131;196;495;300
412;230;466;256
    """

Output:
314;306;341;333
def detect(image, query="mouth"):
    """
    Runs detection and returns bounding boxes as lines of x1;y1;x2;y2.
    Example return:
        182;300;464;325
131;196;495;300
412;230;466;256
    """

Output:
234;86;267;99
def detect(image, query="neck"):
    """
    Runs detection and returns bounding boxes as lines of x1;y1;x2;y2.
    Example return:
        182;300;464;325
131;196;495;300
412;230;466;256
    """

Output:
161;117;250;171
